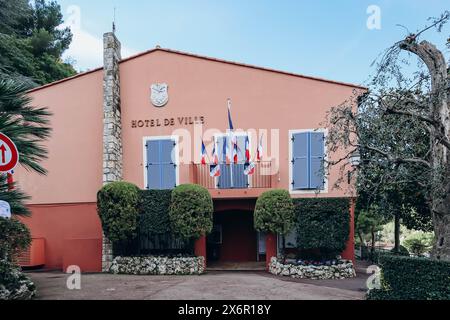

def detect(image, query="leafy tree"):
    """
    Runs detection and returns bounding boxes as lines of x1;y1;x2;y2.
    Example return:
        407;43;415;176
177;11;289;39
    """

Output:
0;79;52;216
327;12;450;261
356;208;385;259
0;0;76;86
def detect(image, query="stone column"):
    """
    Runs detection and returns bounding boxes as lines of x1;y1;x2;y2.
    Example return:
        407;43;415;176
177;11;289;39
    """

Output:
101;32;122;272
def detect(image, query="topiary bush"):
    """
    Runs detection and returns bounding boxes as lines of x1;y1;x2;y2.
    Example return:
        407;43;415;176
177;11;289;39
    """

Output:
367;254;450;300
254;189;295;235
169;184;213;240
97;182;140;243
0;218;31;259
294;198;350;259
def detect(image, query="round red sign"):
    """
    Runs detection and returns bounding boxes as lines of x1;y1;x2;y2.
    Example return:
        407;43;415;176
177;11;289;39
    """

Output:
0;133;19;173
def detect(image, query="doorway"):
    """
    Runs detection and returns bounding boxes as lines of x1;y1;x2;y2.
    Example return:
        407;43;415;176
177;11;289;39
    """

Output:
207;210;257;263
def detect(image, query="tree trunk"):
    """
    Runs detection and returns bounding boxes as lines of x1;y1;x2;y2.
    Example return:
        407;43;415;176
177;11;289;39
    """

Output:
400;39;450;261
394;213;401;253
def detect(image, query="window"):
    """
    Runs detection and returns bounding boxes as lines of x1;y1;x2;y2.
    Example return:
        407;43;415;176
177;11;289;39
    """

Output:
290;130;326;191
144;137;178;190
215;134;249;189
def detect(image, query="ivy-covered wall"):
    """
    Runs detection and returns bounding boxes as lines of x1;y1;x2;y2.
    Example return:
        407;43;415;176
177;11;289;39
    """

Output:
113;190;190;256
293;198;350;259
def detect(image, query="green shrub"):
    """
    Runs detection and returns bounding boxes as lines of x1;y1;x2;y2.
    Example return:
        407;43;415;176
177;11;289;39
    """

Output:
97;182;140;242
367;255;450;300
294;198;350;259
139;190;173;235
403;232;434;257
0;259;36;300
0;218;31;259
390;245;410;256
254;189;295;235
169;184;213;240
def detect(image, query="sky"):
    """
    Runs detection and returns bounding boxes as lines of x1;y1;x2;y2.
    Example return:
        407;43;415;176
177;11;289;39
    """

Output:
56;0;450;86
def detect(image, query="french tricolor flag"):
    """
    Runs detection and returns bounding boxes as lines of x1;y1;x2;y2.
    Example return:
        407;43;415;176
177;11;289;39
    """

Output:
257;133;264;161
201;141;207;165
245;135;251;163
211;143;219;165
244;162;255;176
210;164;221;177
224;136;231;164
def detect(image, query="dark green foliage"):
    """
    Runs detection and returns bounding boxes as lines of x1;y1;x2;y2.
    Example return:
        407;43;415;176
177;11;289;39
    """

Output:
169;184;213;240
391;245;409;256
367;255;450;300
0;218;31;259
0;259;36;300
0;0;76;86
254;189;295;235
139;190;173;235
97;182;140;243
294;198;350;258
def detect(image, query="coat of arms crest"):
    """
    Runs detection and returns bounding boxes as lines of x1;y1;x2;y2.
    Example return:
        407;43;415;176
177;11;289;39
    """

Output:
150;83;169;107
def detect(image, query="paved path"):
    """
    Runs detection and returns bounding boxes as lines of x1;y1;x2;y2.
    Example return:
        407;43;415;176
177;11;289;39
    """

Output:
28;270;369;300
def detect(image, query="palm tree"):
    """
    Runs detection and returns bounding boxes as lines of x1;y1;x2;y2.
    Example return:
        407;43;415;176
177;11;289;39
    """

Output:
0;79;51;216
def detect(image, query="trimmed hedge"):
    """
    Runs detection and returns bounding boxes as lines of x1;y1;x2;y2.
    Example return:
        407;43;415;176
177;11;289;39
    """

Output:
294;198;350;259
254;189;295;235
139;190;172;235
97;182;140;242
367;255;450;300
169;184;213;240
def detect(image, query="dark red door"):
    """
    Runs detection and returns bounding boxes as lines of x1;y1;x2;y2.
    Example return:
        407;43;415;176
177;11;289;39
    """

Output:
213;211;257;262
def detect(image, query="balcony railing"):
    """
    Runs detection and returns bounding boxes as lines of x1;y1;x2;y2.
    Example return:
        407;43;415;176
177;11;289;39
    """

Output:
193;161;273;189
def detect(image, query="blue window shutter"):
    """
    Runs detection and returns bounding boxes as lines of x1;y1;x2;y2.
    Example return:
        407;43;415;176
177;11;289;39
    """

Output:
232;135;248;188
309;132;325;189
292;133;309;190
217;136;231;189
159;139;177;190
146;140;161;190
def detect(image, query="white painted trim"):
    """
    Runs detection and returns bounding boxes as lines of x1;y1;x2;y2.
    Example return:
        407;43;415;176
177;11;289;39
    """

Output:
288;128;329;195
142;135;180;190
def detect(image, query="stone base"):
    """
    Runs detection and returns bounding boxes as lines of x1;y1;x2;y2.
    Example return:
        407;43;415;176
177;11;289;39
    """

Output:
269;257;356;280
109;256;205;275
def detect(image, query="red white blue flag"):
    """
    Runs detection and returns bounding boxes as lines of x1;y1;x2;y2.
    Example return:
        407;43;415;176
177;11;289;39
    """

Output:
211;143;219;165
245;135;251;163
210;164;221;177
227;99;238;163
223;135;231;164
257;133;264;161
201;141;207;165
244;162;256;176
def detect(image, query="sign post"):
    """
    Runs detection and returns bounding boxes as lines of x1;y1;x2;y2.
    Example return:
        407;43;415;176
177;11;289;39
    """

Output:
0;132;19;191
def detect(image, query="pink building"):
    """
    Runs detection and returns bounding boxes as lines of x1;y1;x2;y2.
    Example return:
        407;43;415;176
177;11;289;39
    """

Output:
17;32;364;272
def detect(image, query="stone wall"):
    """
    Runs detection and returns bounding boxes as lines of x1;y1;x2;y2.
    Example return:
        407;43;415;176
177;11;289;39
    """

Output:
269;257;356;280
110;256;205;275
102;32;123;272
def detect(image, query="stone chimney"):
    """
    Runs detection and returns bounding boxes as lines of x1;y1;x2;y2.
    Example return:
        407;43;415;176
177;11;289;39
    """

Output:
102;32;122;272
102;32;122;184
